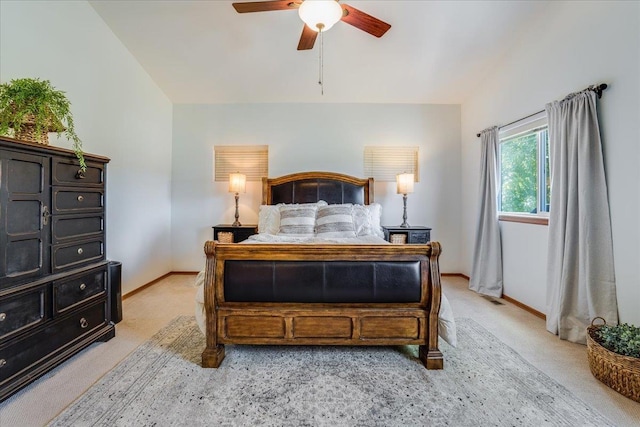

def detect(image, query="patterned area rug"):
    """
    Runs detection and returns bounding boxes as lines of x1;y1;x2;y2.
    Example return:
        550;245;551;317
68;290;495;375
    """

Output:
49;317;611;427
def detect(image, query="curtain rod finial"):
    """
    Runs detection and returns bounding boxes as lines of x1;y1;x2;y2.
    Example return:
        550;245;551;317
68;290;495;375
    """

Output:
593;83;608;98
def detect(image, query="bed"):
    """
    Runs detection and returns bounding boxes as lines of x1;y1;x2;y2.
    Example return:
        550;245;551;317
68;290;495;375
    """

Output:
199;171;447;370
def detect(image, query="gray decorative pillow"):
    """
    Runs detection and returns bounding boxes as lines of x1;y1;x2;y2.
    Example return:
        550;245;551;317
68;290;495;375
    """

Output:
316;204;356;238
278;204;317;237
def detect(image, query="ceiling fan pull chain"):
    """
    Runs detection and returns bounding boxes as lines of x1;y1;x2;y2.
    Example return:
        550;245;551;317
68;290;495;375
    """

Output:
319;28;324;95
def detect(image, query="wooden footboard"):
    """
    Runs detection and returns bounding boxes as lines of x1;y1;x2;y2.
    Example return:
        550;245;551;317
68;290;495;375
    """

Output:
201;241;443;370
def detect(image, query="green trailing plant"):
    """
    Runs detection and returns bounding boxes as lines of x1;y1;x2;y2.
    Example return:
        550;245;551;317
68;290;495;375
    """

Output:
595;323;640;358
0;78;86;171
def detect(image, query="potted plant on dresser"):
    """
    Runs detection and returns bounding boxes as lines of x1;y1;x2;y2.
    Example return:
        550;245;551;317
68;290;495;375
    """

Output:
587;317;640;402
0;77;86;170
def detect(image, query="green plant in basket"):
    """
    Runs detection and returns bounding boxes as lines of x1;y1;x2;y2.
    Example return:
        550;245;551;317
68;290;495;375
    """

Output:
0;78;86;171
595;323;640;358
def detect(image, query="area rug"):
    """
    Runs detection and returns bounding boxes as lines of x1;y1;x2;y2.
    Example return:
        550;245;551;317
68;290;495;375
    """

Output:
49;317;612;427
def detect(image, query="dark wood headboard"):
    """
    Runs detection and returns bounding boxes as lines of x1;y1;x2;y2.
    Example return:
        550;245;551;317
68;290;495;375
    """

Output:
262;172;374;205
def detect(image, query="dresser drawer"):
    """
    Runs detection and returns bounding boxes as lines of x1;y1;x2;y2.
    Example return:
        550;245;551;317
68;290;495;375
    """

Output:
52;238;105;272
52;158;104;187
52;188;104;214
52;214;104;244
0;286;47;341
54;267;107;314
408;231;429;244
0;300;107;387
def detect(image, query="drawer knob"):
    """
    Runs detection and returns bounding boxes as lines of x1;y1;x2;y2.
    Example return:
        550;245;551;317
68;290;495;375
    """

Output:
0;359;6;368
79;283;86;291
80;318;89;329
77;248;84;255
0;313;6;322
76;169;86;179
77;195;84;202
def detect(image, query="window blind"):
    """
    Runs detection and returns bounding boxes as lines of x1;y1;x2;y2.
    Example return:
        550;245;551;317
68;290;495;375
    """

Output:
364;146;419;182
214;145;268;181
499;111;548;141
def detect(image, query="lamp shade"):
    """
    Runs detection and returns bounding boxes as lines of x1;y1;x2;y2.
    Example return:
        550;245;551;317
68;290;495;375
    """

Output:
298;0;343;32
228;173;246;193
396;173;415;195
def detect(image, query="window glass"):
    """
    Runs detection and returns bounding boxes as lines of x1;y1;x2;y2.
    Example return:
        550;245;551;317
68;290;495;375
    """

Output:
499;126;549;214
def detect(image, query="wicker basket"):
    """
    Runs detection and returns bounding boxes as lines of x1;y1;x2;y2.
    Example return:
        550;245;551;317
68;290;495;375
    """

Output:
11;114;65;145
390;234;407;244
217;231;234;243
13;123;49;145
586;318;640;402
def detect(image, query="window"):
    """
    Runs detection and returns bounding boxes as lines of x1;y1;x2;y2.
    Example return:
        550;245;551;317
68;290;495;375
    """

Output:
364;146;419;182
498;112;549;221
214;145;268;181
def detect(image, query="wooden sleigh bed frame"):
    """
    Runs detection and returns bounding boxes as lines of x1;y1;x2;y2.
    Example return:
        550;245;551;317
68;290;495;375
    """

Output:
201;172;443;369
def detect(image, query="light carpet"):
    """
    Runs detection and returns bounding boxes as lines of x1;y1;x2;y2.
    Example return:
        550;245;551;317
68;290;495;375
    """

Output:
49;316;612;426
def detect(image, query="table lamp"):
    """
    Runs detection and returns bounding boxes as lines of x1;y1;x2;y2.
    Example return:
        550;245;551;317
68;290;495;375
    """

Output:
396;173;414;228
229;172;246;227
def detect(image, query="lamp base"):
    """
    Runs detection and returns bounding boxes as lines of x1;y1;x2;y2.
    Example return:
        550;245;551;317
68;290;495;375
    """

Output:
399;193;409;228
232;193;241;227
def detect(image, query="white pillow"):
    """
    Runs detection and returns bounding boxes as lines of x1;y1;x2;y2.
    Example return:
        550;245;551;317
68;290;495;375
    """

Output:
258;204;281;234
316;204;356;238
278;204;318;237
439;294;457;347
352;203;384;238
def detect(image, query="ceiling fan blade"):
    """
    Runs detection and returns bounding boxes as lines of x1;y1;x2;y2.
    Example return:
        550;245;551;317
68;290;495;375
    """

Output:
340;4;391;38
232;1;299;13
297;24;317;50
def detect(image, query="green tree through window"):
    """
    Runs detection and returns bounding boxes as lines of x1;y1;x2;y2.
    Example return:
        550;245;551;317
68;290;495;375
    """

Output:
499;128;549;214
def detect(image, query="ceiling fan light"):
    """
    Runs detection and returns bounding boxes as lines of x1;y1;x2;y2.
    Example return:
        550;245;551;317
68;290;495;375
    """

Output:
298;0;343;32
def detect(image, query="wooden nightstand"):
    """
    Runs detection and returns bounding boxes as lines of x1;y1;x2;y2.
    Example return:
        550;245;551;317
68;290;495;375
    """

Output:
212;224;258;243
382;226;431;244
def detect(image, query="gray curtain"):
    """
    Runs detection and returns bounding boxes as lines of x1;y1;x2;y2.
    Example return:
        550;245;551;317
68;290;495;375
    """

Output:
545;89;618;344
470;126;503;298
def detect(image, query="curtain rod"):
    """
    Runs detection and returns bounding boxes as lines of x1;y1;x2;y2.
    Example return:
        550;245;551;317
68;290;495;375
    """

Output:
476;83;608;138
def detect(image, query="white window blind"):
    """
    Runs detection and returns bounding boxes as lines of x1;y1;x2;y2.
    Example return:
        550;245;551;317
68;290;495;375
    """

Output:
364;146;419;182
499;111;547;140
214;145;268;181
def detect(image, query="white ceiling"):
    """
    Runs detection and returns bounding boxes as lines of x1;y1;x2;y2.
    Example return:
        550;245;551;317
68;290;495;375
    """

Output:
89;0;550;104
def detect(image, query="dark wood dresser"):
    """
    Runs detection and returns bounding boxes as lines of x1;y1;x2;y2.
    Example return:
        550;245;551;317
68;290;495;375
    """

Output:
0;136;115;401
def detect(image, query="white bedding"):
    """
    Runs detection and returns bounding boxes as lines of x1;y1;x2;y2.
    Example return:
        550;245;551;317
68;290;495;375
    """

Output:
194;234;457;347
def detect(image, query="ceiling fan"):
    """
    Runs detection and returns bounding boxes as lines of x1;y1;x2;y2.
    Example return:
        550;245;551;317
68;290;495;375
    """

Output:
232;0;391;50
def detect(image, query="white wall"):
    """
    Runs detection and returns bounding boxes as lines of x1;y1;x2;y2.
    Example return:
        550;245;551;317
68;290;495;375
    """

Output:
500;222;548;313
0;1;174;294
172;104;461;272
461;2;640;324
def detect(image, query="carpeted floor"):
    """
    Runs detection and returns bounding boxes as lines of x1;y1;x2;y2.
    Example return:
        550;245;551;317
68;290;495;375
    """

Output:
49;316;612;427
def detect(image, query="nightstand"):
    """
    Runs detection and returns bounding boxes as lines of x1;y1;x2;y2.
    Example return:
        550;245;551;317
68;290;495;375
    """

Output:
382;226;431;244
212;224;258;243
